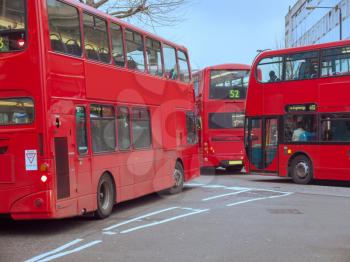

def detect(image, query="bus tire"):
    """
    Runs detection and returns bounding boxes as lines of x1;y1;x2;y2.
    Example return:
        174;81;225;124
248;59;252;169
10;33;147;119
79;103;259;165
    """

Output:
226;165;243;173
168;161;184;194
290;155;313;185
95;173;115;219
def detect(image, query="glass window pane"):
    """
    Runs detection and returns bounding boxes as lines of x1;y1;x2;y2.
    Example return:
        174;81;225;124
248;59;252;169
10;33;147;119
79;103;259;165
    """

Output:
285;51;319;80
90;105;115;153
256;57;283;83
321;46;350;77
0;97;34;125
117;107;131;150
0;0;26;52
163;44;178;80
321;114;350;142
83;13;110;63
186;112;198;144
132;108;151;149
209;112;244;129
125;30;145;71
210;70;249;100
47;0;81;56
178;50;190;82
111;23;125;67
146;38;163;76
76;106;88;155
284;115;317;142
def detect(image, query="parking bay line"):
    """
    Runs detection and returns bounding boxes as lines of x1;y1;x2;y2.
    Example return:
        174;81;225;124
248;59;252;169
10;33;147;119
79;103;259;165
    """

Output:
24;239;84;262
25;239;102;262
103;207;209;235
35;240;102;262
202;189;251;202
226;192;293;207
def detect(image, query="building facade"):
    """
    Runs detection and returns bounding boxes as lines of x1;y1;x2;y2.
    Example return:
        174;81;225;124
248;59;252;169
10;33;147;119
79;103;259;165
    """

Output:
286;0;350;47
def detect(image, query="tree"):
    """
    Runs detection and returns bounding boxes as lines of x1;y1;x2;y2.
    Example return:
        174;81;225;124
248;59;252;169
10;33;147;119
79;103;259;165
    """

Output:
78;0;188;27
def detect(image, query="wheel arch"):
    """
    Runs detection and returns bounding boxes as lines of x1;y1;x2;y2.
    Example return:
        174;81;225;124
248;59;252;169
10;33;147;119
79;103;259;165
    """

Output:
100;170;117;204
287;151;313;177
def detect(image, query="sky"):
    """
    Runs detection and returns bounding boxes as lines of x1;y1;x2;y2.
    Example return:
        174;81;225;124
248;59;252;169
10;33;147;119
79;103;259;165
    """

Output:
132;0;295;70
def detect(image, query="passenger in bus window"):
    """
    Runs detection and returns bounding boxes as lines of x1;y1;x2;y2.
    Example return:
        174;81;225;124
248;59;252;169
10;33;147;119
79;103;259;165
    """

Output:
292;121;307;141
268;71;278;82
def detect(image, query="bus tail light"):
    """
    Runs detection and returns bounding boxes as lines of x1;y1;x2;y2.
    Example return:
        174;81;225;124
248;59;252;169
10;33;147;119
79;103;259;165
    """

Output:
40;162;49;172
41;175;48;183
203;142;209;154
17;39;26;48
209;146;215;154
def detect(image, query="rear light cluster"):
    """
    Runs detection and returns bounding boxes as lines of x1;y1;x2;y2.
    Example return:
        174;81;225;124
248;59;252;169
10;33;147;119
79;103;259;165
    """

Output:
39;162;50;183
203;142;215;155
17;39;25;48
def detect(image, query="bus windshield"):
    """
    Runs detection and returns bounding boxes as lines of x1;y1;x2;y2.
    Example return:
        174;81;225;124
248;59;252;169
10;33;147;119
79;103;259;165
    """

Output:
0;0;27;52
209;70;249;100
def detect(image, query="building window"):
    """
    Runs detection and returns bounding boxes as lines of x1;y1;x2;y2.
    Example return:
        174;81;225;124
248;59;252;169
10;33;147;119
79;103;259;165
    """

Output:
132;108;152;149
90;105;116;153
47;0;82;56
76;106;88;155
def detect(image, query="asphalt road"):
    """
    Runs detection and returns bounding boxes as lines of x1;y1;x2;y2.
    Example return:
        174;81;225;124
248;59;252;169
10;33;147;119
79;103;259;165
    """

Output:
1;172;350;262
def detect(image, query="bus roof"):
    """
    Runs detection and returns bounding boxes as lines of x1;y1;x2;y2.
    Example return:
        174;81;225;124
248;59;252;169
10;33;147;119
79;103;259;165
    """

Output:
202;64;251;71
63;0;188;52
255;39;350;63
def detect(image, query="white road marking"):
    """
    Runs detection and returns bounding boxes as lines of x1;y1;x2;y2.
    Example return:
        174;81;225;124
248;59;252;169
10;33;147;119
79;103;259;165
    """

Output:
34;240;102;262
24;239;83;262
227;193;293;207
120;208;209;234
202;189;251;201
103;207;179;231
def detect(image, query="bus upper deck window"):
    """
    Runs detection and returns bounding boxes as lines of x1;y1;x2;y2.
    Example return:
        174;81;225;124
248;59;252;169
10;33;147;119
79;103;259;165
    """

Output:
0;0;27;52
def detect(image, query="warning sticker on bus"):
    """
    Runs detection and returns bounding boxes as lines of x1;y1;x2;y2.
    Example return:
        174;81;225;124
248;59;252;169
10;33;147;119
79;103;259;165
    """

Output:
25;150;38;171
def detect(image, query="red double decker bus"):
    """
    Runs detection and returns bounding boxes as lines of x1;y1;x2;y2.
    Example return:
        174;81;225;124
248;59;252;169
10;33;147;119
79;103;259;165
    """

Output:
245;40;350;184
0;0;199;220
194;64;250;172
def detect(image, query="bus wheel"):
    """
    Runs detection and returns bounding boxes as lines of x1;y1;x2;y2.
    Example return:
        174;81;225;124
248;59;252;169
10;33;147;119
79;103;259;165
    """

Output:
95;173;115;219
168;162;184;194
226;165;243;173
290;155;313;185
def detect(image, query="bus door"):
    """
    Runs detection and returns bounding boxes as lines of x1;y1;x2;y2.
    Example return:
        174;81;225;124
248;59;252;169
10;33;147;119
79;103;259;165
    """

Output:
52;113;75;201
74;107;92;201
246;117;279;173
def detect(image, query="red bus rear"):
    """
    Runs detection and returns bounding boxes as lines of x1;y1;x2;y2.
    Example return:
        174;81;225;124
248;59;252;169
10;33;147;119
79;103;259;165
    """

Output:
245;40;350;184
194;64;250;171
0;0;199;220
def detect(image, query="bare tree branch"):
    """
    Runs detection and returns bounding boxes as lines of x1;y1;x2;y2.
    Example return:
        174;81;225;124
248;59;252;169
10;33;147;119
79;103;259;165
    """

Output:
77;0;189;27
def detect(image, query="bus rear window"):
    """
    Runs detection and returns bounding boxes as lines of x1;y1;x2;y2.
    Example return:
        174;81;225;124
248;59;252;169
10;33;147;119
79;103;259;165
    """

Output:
0;98;34;125
209;112;244;129
210;70;249;100
0;0;27;52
